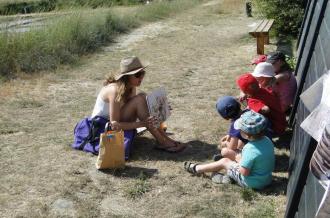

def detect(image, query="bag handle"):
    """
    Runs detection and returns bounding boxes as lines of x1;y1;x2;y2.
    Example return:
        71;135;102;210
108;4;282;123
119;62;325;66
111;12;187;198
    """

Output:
105;122;112;132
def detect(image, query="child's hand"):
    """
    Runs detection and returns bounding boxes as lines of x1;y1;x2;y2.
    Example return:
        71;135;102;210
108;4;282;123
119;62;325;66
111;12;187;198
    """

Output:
235;154;242;163
221;135;229;142
220;135;229;147
237;91;247;102
260;105;270;114
110;121;120;131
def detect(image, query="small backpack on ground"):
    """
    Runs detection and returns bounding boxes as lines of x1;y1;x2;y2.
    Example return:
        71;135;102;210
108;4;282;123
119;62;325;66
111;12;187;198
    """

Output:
71;116;136;159
72;116;109;154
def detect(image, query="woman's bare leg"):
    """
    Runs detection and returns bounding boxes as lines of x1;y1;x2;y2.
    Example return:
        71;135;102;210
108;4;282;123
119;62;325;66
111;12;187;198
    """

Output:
120;93;182;149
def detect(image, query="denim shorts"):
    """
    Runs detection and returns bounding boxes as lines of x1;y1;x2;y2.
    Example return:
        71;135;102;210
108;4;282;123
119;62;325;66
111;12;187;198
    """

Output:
227;163;248;188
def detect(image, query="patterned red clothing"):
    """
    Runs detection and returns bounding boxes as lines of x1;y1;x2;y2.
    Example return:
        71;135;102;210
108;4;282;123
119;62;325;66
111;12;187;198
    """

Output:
247;88;287;135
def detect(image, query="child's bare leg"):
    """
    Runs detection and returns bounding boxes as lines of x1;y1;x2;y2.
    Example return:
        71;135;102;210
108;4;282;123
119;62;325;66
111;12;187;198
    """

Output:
195;158;236;173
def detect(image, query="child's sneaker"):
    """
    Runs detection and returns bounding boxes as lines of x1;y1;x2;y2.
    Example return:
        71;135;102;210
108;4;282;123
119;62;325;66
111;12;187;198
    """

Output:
212;153;223;161
211;173;231;184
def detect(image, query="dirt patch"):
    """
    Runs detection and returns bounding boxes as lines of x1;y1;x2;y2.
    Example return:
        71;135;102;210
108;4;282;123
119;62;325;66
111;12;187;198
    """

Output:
0;0;287;217
104;21;179;52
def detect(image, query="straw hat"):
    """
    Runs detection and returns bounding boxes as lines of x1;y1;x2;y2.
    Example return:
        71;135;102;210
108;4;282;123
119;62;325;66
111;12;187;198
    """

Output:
115;56;147;80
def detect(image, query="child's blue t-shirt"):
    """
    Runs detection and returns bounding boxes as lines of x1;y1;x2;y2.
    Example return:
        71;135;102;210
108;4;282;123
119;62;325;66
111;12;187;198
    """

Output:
240;136;275;189
228;109;249;144
229;121;248;144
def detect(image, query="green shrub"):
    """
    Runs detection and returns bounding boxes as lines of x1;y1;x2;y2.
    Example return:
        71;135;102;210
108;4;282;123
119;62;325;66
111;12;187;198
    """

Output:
251;0;305;36
0;0;199;78
55;0;145;9
0;0;56;15
0;0;146;15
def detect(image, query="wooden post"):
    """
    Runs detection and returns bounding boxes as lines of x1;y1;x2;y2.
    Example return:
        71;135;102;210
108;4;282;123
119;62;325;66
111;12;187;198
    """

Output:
264;33;270;44
256;36;264;54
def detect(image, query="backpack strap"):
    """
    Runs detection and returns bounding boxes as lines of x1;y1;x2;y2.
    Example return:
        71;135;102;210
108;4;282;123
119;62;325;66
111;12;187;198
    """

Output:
78;116;99;151
89;118;105;154
78;116;109;153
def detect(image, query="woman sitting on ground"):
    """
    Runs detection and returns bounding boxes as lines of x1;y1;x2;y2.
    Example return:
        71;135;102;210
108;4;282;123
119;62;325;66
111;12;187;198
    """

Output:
91;56;185;156
266;51;297;113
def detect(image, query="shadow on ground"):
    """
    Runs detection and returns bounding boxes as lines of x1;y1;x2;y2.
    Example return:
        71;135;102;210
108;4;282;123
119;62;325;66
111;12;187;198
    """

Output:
99;165;159;178
259;175;288;196
274;153;289;173
273;128;293;149
129;135;218;162
96;136;218;179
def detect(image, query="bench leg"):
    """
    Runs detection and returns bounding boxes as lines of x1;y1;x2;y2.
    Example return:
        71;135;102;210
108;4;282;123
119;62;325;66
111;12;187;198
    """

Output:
265;33;270;44
256;36;264;55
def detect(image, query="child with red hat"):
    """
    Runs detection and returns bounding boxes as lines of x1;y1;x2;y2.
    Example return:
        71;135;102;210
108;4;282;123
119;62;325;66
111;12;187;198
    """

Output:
236;73;287;136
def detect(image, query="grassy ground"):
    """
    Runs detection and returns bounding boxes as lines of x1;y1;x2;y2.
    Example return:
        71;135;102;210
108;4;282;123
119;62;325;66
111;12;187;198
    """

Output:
0;0;289;217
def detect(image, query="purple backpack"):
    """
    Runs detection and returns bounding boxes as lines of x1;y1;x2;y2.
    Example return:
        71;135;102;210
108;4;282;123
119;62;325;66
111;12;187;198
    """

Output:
71;116;136;160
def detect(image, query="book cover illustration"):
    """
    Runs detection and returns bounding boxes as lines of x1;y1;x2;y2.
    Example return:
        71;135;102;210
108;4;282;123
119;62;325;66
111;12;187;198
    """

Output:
146;87;171;128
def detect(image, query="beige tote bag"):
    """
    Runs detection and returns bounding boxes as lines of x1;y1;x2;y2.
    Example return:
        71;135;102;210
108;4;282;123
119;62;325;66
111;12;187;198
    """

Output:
96;129;125;169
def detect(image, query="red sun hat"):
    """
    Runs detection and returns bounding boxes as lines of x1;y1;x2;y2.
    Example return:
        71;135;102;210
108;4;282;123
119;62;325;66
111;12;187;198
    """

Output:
251;55;267;65
236;73;259;93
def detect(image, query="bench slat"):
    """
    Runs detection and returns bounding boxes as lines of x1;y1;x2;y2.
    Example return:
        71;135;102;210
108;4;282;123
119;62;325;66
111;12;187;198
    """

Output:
255;20;269;33
249;19;275;34
263;19;274;32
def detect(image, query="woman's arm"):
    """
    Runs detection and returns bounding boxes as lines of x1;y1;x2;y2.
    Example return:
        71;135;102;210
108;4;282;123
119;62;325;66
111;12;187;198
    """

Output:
275;72;290;83
107;87;151;130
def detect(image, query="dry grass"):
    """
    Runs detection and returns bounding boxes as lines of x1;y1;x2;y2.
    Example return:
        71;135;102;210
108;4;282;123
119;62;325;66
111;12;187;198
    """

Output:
0;0;288;217
212;0;246;14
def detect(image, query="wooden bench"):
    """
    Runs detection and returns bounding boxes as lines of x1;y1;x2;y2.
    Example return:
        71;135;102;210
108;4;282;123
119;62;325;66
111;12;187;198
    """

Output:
249;19;274;55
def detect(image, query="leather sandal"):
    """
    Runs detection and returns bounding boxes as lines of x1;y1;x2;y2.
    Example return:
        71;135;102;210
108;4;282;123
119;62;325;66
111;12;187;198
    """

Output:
155;142;186;153
184;162;199;175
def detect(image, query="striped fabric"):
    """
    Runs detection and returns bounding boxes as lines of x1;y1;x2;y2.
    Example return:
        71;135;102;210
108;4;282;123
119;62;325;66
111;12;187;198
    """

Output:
310;124;330;180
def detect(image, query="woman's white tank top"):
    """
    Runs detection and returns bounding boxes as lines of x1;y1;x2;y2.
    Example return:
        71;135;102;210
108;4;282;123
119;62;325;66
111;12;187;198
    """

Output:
91;94;109;118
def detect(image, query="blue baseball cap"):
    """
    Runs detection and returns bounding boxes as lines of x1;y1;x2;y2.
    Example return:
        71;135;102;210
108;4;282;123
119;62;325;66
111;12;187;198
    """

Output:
234;111;267;134
216;96;240;119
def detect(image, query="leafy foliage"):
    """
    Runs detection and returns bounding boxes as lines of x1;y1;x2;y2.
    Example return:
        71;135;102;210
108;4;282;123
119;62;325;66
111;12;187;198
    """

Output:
285;55;297;70
251;0;305;36
0;0;147;15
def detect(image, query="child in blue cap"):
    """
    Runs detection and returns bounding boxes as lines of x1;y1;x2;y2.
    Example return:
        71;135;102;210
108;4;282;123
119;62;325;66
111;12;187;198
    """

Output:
184;111;275;189
214;96;248;161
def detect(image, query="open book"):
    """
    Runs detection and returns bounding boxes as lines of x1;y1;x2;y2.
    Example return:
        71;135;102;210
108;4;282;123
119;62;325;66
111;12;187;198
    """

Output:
147;87;171;127
136;87;171;133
